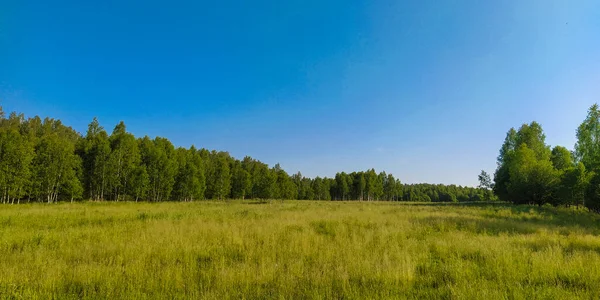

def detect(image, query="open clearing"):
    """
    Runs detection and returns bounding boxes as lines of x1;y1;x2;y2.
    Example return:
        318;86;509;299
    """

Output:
2;201;600;299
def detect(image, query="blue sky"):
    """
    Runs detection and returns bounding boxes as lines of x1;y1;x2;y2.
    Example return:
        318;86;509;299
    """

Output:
1;1;599;186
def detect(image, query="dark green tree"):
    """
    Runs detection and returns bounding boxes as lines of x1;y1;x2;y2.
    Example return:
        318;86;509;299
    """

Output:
575;104;600;171
551;146;574;171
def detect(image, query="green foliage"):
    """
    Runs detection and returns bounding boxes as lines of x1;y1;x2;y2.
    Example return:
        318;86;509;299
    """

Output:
506;144;560;205
493;128;517;201
0;106;489;203
80;118;111;200
31;123;82;203
211;152;231;200
311;177;330;200
575;104;600;170
494;121;563;207
551;146;574;171
231;161;251;199
585;172;600;213
0;120;35;203
491;104;600;212
333;172;350;200
140;137;178;201
402;183;484;202
131;165;149;201
254;165;276;199
172;147;205;201
478;170;492;190
556;163;589;207
273;164;296;200
107;121;141;201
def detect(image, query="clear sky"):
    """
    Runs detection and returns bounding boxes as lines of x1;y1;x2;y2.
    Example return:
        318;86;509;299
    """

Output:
1;1;599;186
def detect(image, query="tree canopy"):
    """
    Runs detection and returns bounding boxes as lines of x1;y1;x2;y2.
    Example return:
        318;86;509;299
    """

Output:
492;103;600;211
0;106;492;203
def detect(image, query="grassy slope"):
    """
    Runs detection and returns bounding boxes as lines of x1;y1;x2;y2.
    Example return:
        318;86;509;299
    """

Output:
1;201;600;299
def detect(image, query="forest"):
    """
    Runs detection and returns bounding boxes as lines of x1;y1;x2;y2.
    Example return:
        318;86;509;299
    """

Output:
0;106;487;204
493;104;600;212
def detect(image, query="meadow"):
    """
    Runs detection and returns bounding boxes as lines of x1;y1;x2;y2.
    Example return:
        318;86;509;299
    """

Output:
2;201;600;299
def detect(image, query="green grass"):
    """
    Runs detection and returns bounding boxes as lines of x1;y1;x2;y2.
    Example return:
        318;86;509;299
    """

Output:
2;201;600;299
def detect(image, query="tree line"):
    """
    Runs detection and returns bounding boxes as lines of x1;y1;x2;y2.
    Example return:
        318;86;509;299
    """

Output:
493;103;600;212
0;106;489;204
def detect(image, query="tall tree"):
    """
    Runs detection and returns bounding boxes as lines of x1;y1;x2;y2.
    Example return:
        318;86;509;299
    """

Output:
273;163;296;200
173;147;205;201
32;130;82;203
140;137;177;201
494;128;517;201
312;177;330;200
383;173;397;201
231;160;251;199
478;170;493;190
130;165;149;202
81;118;111;200
0;121;35;204
210;152;231;200
335;172;350;200
506;144;559;206
494;123;552;203
254;164;276;199
575;104;600;171
585;171;600;213
107;121;140;201
556;163;588;207
551;146;574;171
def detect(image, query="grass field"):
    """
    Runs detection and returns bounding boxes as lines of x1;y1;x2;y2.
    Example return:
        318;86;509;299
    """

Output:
2;201;600;299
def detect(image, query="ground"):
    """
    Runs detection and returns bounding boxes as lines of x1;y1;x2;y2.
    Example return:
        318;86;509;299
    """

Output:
2;200;600;299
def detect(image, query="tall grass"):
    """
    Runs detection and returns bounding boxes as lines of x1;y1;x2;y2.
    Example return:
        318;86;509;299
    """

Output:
2;201;600;299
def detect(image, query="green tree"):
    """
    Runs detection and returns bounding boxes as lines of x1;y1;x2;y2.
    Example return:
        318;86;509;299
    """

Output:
556;163;588;207
32;131;81;203
231;161;251;199
494;128;517;201
107;121;140;201
575;104;600;171
353;172;366;200
173;147;205;201
312;177;330;200
273;163;296;200
131;165;149;202
383;173;396;201
211;152;231;200
254;165;276;199
507;144;559;206
494;122;553;204
585;171;600;213
364;169;378;201
477;170;494;201
551;146;574;171
478;170;493;190
0;126;35;203
335;172;350;200
140;137;177;201
81;118;111;200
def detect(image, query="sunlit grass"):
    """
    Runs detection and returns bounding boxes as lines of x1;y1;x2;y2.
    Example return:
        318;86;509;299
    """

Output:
2;201;600;299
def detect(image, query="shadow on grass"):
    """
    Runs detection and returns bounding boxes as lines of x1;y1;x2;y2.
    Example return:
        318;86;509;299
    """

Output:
404;201;600;235
413;215;539;236
242;200;270;205
478;205;600;235
522;238;600;255
401;201;507;206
